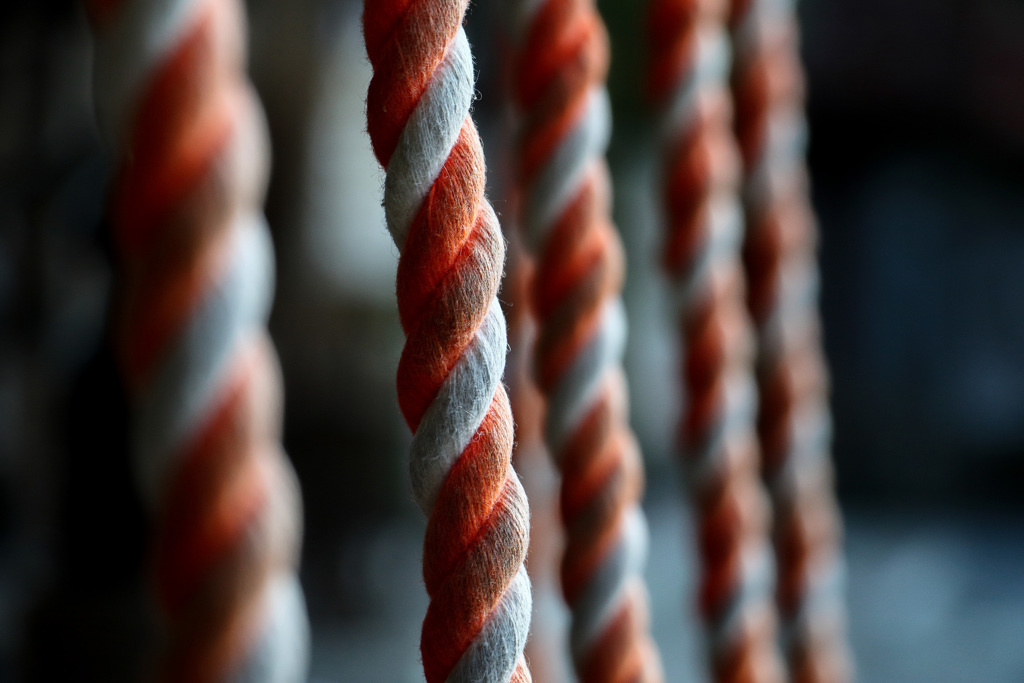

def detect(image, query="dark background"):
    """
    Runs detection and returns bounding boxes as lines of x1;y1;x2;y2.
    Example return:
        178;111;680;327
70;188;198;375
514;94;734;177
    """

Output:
0;0;1022;680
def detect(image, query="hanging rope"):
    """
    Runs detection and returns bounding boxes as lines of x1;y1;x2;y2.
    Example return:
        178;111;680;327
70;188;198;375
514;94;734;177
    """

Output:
362;2;533;682
503;226;571;683
648;1;785;681
86;0;309;680
508;1;664;680
728;0;851;680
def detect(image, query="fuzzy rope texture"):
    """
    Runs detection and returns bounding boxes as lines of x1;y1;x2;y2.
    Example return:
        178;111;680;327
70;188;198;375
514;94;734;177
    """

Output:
87;0;309;681
728;0;851;680
362;3;532;682
509;1;664;681
648;1;785;681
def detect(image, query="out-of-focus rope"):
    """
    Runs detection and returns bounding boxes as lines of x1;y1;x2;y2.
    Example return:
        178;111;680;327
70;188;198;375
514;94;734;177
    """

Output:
503;230;572;683
362;1;533;681
86;0;309;680
508;0;665;680
648;1;785;681
728;0;852;680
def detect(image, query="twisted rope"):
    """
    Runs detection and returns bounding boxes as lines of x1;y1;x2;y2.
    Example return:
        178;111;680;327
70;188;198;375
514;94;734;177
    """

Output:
87;0;309;680
729;0;851;680
509;1;664;680
648;1;785;681
362;3;532;682
504;232;572;683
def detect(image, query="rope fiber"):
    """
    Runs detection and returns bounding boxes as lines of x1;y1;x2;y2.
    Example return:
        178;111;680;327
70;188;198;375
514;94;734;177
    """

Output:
362;2;533;681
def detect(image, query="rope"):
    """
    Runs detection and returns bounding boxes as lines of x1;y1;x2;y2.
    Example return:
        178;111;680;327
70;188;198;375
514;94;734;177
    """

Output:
86;0;309;680
509;1;664;680
362;3;533;682
728;0;852;680
648;0;785;681
504;230;573;683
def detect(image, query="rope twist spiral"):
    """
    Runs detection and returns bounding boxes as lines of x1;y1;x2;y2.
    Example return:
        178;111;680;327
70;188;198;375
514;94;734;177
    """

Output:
648;0;785;680
363;2;533;681
87;0;309;680
729;0;851;679
510;0;665;680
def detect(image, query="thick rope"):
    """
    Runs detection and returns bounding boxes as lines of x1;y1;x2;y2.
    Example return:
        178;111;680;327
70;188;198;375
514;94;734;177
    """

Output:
728;0;852;680
509;1;664;681
648;1;785;681
362;3;532;682
86;0;309;681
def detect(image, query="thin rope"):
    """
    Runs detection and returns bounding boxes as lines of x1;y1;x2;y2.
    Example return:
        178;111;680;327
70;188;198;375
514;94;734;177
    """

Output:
86;0;309;680
362;2;533;682
648;0;786;681
508;1;665;680
728;0;852;680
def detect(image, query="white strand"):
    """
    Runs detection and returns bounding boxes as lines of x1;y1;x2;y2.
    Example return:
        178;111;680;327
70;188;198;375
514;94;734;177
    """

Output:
684;370;758;492
521;89;611;252
92;0;200;144
544;298;627;458
708;541;775;656
409;297;508;513
673;195;743;311
133;213;274;506
228;575;311;683
660;25;731;141
447;549;533;683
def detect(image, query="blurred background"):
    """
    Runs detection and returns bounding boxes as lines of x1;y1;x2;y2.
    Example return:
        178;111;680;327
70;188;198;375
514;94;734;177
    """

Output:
1;0;1023;680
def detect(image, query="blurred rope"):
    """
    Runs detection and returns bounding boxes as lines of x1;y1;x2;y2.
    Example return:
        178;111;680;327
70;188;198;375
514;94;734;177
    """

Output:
502;230;572;683
728;0;852;679
648;0;784;681
85;0;309;679
507;0;665;680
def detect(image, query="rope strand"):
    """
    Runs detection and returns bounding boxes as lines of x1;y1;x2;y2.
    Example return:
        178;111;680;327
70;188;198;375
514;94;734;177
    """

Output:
648;0;785;680
728;0;852;680
87;0;309;680
362;2;533;681
509;1;665;680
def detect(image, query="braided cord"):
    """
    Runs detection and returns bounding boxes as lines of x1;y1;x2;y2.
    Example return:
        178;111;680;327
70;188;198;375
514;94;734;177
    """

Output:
87;0;309;680
648;1;785;681
362;3;533;682
729;0;852;680
509;1;664;681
